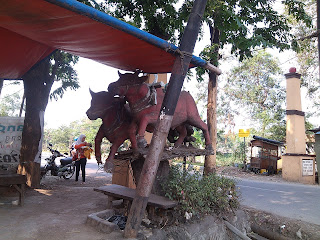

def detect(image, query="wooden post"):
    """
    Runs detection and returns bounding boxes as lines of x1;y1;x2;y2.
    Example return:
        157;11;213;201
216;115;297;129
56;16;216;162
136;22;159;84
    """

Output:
123;0;208;237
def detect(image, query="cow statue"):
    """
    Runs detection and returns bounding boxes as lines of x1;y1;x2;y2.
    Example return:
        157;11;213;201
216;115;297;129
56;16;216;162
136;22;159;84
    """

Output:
86;90;137;170
108;71;212;149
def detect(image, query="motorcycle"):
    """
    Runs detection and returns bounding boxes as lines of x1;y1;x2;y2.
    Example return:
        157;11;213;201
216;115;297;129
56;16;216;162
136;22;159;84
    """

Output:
40;143;75;180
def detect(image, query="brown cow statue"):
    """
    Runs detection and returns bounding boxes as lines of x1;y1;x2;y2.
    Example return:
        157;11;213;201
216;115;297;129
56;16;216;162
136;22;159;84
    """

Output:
86;90;137;170
108;71;212;149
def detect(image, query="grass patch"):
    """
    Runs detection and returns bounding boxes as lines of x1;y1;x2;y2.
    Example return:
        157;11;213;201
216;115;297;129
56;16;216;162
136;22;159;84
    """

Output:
161;165;239;219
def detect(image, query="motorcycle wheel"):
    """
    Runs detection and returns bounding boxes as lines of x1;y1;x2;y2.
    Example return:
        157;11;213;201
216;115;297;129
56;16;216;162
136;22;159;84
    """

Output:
63;166;75;179
40;166;51;180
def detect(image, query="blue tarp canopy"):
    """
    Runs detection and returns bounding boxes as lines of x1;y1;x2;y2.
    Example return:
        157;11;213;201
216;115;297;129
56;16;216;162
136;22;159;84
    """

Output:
0;0;220;79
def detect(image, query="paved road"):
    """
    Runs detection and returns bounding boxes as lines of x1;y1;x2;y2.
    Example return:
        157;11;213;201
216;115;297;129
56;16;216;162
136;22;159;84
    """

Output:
237;178;320;225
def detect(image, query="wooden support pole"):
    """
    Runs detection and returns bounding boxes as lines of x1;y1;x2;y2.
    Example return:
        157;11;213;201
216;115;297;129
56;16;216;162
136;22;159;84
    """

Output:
123;0;208;238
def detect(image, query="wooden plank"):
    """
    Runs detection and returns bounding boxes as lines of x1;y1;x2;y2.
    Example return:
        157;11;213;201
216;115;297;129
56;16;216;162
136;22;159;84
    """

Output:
94;184;177;209
0;174;26;185
115;145;214;162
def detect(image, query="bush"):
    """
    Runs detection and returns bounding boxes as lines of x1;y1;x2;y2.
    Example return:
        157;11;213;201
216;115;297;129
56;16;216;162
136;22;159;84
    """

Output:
161;165;239;218
216;153;243;166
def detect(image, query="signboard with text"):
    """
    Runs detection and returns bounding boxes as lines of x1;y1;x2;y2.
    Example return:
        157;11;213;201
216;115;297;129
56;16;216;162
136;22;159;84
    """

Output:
302;159;314;176
0;117;24;171
238;129;250;138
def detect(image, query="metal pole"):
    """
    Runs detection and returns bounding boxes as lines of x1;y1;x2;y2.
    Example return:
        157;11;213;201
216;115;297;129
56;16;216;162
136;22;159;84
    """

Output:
123;0;208;238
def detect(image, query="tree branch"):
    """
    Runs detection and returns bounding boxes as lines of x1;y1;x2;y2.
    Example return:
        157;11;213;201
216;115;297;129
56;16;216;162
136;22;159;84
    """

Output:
297;30;320;41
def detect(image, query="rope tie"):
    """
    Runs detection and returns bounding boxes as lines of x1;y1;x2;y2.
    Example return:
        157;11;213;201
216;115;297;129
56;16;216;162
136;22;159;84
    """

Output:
174;48;194;73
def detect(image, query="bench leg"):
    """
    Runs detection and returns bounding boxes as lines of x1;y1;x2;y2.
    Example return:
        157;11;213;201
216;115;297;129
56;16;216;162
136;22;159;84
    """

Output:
106;196;115;209
13;184;25;206
20;183;25;206
123;200;132;216
147;206;156;220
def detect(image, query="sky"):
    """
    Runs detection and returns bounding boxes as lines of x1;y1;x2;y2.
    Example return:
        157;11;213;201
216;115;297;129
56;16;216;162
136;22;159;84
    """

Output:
44;58;119;128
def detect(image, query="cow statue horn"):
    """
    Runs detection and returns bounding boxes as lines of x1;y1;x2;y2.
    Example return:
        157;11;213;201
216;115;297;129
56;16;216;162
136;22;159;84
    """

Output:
89;88;95;96
133;70;140;77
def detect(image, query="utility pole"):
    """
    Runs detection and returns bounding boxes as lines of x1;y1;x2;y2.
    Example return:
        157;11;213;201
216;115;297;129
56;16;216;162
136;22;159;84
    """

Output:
123;0;208;238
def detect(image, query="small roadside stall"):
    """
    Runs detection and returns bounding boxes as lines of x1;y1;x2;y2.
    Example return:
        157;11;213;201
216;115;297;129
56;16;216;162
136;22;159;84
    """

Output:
249;135;284;175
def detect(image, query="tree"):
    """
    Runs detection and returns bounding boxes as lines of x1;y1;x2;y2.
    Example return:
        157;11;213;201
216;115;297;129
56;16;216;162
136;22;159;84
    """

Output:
0;93;22;117
178;0;312;175
18;51;79;187
292;0;319;112
102;0;182;41
0;80;24;113
17;0;104;188
43;117;108;152
224;50;286;141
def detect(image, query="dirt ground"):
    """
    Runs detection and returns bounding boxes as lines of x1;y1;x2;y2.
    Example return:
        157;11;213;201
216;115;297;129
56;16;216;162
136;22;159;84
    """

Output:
0;166;128;240
1;165;320;240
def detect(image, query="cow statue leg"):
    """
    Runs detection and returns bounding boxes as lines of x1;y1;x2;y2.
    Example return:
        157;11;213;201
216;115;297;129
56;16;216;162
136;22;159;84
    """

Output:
173;124;187;147
136;115;152;148
128;121;138;150
187;114;212;150
94;125;105;164
104;142;120;172
190;119;212;150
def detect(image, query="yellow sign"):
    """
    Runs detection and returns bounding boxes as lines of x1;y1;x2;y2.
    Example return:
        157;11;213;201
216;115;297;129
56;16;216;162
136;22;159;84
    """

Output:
238;129;250;138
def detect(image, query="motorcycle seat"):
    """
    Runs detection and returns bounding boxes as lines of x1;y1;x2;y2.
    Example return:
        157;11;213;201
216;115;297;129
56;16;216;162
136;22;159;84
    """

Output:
60;157;73;166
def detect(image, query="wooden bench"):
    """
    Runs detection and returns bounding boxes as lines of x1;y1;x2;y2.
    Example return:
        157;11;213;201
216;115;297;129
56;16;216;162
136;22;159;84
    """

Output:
94;184;177;210
0;173;27;206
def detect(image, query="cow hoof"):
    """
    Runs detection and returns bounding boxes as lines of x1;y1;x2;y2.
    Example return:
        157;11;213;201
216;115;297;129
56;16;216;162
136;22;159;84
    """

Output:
137;138;147;148
104;160;114;173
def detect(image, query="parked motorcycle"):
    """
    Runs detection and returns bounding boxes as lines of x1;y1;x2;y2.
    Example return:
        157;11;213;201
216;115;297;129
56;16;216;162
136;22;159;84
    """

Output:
40;143;75;180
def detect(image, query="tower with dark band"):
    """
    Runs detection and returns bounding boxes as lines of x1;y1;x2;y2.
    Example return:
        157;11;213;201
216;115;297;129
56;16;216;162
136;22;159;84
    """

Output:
282;68;315;184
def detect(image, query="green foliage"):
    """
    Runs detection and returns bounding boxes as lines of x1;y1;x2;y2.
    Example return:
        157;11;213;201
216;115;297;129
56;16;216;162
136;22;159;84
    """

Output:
191;128;206;148
216;132;249;165
224;50;286;139
161;165;239;217
77;0;102;10
43;117;111;157
181;0;314;81
0;92;23;117
290;0;319;112
216;153;241;166
49;51;79;101
44;125;74;153
102;0;182;42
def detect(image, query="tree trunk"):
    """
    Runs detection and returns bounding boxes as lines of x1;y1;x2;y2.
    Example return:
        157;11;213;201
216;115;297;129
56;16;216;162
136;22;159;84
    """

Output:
17;58;53;188
204;73;217;175
0;79;4;97
204;25;220;176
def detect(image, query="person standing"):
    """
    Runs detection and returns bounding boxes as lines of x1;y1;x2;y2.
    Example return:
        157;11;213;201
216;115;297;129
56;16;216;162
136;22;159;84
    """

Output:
74;134;91;183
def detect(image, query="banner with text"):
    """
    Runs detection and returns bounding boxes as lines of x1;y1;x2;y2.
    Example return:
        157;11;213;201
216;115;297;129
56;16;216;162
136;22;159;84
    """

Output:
0;117;24;171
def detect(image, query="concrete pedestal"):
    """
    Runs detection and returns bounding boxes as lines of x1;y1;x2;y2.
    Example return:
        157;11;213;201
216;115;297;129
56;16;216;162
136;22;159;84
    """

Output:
282;155;315;184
